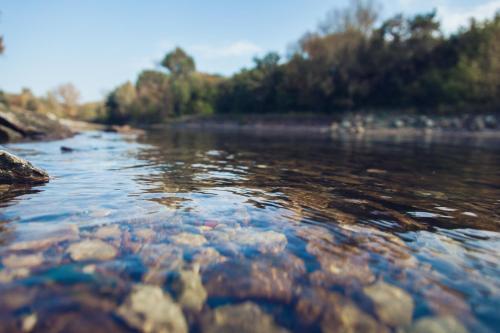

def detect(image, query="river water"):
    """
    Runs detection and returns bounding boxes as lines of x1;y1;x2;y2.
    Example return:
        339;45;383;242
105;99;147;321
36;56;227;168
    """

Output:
0;130;499;333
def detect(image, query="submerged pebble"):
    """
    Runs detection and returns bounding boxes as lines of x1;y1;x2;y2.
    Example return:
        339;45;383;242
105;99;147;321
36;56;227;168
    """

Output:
94;224;121;239
21;313;37;332
67;239;118;261
135;227;155;241
172;232;207;247
409;316;468;333
170;266;207;312
363;281;414;327
2;253;44;269
116;284;188;333
201;302;289;333
9;224;79;251
0;267;30;283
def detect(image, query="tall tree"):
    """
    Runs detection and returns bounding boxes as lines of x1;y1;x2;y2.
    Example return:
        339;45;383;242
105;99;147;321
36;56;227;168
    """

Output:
161;47;195;77
53;83;81;118
318;0;380;36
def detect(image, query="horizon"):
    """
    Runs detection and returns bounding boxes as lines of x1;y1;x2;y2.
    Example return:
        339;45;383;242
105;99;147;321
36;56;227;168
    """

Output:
0;0;499;102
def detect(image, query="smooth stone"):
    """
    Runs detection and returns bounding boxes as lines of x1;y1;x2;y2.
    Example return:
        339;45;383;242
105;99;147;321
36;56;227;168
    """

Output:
95;225;121;239
140;244;184;269
173;232;207;247
135;228;155;241
170;266;207;312
204;255;305;303
0;267;30;283
191;247;227;269
67;239;117;261
231;229;287;253
295;287;387;332
9;224;79;251
363;281;414;327
201;302;289;333
0;150;49;183
321;300;388;333
116;284;188;333
2;253;44;269
409;316;468;333
21;313;37;332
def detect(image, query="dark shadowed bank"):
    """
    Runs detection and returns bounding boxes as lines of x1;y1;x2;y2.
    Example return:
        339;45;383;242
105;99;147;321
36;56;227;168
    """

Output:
146;112;500;139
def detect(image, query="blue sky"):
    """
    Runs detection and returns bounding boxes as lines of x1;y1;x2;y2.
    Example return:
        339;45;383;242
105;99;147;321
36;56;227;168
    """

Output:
0;0;499;102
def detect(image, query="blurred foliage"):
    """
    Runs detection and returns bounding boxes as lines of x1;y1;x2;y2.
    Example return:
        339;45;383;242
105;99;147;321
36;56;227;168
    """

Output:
0;83;102;121
4;1;496;124
105;48;221;124
216;5;500;115
102;2;499;124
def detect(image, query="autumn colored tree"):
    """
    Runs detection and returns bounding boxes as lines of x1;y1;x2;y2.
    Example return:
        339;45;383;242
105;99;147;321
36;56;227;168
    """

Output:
53;83;81;118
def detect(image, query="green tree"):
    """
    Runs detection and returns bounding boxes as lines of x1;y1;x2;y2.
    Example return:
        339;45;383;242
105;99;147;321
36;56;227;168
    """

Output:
161;47;195;77
105;81;137;124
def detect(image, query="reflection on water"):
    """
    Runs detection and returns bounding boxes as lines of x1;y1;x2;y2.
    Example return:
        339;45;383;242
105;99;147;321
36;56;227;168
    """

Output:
0;130;499;332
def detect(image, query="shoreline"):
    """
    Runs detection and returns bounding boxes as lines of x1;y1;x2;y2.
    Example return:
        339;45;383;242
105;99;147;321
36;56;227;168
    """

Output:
145;113;500;139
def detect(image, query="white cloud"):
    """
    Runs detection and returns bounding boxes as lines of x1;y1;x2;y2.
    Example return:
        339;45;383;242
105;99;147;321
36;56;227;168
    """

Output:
437;1;500;32
190;41;263;59
389;0;500;33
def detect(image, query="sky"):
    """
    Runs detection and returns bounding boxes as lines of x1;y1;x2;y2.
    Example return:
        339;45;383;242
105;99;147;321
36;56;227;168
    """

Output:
0;0;499;102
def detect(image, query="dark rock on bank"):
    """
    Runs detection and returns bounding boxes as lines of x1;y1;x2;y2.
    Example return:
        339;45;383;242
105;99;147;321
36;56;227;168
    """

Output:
0;104;73;143
0;150;49;183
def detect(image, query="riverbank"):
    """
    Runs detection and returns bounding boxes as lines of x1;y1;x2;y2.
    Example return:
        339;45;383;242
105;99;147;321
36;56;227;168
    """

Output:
150;113;500;137
0;104;108;143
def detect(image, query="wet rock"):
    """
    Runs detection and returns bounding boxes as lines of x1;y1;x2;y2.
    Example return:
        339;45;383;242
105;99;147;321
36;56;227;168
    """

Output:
422;285;471;318
391;119;405;128
94;224;121;240
172;232;207;247
9;224;79;251
466;116;485;131
409;316;468;333
0;123;24;142
232;229;287;253
201;302;289;333
484;115;497;129
170;266;207;312
37;309;126;333
0;106;72;143
140;244;184;269
191;247;227;269
302;226;375;286
0;267;30;283
208;227;287;254
141;244;185;284
2;253;43;269
116;284;188;333
317;291;389;333
60;146;74;153
21;313;37;332
0;150;49;183
135;228;155;242
363;281;414;327
67;239;117;261
204;255;305;303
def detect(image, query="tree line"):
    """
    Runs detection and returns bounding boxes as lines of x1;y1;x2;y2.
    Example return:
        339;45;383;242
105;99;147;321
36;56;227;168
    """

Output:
2;1;500;123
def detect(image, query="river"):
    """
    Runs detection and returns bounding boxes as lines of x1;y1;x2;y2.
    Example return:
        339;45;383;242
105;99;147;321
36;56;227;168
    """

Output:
0;129;499;332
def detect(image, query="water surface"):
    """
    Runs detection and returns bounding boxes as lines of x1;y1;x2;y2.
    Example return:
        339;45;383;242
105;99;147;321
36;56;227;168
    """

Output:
0;130;499;333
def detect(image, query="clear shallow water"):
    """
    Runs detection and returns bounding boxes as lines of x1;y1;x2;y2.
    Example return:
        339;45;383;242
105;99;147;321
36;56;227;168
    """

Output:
0;130;499;333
